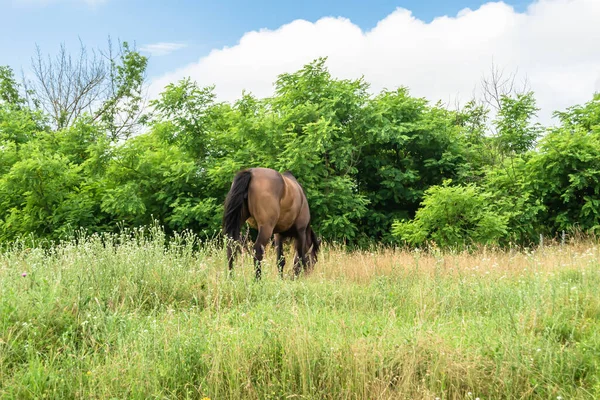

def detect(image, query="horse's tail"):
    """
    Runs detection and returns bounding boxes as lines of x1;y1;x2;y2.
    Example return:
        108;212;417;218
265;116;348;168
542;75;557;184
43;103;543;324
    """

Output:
222;169;252;241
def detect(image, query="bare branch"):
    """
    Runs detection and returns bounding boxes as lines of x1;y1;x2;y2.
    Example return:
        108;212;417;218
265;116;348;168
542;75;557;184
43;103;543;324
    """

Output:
480;59;530;111
22;37;148;139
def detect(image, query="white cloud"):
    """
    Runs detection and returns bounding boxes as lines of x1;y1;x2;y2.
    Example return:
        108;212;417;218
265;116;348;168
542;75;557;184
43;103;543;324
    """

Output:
149;0;600;124
140;42;188;57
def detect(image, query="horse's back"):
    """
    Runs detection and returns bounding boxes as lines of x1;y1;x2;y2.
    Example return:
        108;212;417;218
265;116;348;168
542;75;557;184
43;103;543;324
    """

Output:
277;173;306;232
246;168;307;233
245;168;285;228
247;168;285;198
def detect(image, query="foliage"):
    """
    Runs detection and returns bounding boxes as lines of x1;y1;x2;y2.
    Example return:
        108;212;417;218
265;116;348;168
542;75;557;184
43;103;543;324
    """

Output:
0;121;107;243
481;156;544;245
553;92;600;132
99;131;222;237
493;91;543;156
391;181;508;248
2;43;600;248
478;93;600;244
268;58;371;241
0;66;26;107
149;77;217;159
96;41;149;140
358;89;472;243
527;110;600;235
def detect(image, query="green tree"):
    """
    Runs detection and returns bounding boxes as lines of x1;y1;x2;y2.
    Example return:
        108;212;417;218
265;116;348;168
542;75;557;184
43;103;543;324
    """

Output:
0;121;107;243
0;66;26;107
149;78;217;160
527;96;600;235
4;50;600;249
357;88;471;243
99;131;220;236
267;58;370;241
493;92;542;157
482;156;544;245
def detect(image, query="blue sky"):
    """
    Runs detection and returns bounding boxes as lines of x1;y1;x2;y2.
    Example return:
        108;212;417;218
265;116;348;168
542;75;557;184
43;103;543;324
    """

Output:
2;0;529;78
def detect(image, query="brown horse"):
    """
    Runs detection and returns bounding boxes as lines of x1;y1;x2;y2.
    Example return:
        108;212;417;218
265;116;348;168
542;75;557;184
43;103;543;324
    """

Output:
222;167;320;280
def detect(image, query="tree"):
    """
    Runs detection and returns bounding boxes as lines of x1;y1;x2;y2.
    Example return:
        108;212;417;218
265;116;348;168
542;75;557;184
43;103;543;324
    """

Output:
23;38;148;140
268;58;371;241
526;94;600;236
463;62;540;168
0;66;48;149
3;53;600;249
0;120;109;243
480;61;530;112
149;78;218;159
357;88;471;243
0;66;26;107
493;92;542;156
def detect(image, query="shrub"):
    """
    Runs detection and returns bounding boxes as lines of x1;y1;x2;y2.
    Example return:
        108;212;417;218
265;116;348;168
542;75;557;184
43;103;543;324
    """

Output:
391;181;508;248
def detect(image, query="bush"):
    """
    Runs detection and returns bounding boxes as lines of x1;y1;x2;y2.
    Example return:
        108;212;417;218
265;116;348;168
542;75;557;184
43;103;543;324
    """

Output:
391;181;508;248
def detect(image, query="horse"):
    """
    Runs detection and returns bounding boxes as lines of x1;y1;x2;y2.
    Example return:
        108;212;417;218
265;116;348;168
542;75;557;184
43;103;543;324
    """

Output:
222;167;320;280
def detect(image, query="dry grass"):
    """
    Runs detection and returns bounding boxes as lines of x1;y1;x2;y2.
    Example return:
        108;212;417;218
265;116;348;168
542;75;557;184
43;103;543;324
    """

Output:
255;238;600;281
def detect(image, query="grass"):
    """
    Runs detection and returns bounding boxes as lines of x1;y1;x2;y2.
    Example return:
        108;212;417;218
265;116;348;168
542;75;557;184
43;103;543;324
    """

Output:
1;225;599;399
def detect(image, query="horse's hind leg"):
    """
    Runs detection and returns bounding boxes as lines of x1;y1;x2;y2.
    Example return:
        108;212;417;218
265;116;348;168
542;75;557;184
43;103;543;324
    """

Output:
254;225;274;280
293;228;308;278
274;234;285;278
226;237;236;274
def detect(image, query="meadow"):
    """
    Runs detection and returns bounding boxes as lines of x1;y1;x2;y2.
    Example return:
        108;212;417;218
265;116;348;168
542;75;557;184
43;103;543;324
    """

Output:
1;226;599;399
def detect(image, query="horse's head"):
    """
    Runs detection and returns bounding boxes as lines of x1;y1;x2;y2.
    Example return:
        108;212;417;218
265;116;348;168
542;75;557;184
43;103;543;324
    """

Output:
305;226;321;268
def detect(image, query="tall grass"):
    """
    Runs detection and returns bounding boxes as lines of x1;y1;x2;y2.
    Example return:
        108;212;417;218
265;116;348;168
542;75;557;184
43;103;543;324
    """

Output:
1;225;599;399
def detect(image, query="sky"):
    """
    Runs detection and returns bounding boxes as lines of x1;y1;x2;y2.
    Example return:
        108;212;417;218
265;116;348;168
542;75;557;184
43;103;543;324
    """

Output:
1;0;599;124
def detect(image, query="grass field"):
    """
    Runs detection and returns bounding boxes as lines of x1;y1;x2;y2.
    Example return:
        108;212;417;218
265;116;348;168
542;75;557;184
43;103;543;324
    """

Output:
1;225;599;399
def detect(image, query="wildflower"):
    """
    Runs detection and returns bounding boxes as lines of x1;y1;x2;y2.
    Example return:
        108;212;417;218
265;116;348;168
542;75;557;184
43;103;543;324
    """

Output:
86;371;92;376
21;272;27;277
